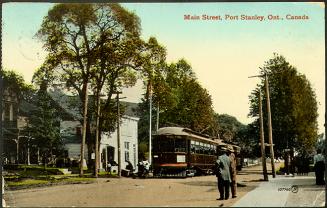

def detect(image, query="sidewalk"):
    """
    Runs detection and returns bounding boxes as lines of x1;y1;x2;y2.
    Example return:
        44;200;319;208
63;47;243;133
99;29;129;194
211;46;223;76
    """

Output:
232;173;325;207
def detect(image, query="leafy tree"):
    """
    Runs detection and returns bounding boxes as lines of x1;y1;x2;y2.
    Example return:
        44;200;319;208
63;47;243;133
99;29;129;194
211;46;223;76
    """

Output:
2;70;34;163
36;3;143;175
213;114;243;142
26;82;63;167
160;60;214;132
211;113;259;157
248;54;319;157
138;59;216;147
3;70;34;102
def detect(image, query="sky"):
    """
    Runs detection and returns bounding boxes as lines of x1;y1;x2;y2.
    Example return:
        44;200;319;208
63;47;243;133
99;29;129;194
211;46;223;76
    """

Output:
2;2;325;133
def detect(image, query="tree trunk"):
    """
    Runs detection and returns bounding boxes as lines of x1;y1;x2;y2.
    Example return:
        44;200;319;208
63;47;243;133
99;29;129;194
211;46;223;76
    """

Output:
80;82;89;176
94;90;101;177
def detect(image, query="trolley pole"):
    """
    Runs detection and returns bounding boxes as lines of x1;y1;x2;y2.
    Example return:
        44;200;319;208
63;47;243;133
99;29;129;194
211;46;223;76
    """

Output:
259;91;268;181
265;74;276;178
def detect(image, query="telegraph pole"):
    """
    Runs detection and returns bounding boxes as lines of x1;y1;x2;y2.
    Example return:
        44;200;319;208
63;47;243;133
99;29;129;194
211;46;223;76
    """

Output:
116;91;122;177
259;91;268;181
149;82;152;166
265;73;276;178
249;73;276;179
156;102;159;132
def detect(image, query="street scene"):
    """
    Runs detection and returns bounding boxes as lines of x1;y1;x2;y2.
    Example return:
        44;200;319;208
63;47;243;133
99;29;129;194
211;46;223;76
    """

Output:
4;163;325;207
1;2;325;207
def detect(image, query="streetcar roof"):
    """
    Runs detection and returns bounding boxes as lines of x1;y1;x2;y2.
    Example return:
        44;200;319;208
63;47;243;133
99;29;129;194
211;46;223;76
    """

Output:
156;127;226;145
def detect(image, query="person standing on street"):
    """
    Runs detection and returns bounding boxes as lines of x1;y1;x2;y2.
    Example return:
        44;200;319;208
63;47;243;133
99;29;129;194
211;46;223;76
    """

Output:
215;147;232;200
314;149;325;185
228;146;237;198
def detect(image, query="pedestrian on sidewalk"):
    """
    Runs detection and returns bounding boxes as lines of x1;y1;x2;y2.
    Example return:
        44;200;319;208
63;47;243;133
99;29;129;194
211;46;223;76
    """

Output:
228;146;237;198
215;147;232;200
314;149;325;185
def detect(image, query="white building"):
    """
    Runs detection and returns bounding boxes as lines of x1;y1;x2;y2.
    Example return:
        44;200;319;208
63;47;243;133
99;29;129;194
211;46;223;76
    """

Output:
51;89;140;173
99;115;139;172
60;115;139;173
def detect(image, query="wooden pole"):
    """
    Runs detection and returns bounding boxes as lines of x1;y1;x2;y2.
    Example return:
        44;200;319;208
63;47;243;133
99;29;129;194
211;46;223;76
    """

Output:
259;91;268;181
265;74;276;178
116;91;122;177
149;84;152;166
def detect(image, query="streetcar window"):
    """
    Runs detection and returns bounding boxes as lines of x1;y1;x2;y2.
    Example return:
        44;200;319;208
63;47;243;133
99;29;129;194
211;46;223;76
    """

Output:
198;142;203;154
210;145;215;155
205;145;210;155
160;138;174;152
175;139;186;152
191;140;195;145
195;144;200;154
191;143;196;153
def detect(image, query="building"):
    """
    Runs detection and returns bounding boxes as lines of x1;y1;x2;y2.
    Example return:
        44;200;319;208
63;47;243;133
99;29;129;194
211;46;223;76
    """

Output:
99;115;139;172
49;88;140;172
2;88;20;164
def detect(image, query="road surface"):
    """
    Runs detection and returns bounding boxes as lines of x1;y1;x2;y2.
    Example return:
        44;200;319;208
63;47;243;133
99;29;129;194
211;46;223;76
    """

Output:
6;162;323;207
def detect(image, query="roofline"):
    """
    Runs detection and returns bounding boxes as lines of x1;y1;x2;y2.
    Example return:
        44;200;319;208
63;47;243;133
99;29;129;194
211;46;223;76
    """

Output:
155;127;226;146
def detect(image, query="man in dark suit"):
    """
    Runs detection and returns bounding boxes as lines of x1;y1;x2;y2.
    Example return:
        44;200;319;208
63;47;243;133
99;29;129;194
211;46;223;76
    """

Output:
215;147;232;200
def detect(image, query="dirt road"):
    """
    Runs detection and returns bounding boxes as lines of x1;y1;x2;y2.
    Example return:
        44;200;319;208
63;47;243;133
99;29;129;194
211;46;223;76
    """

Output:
5;162;281;207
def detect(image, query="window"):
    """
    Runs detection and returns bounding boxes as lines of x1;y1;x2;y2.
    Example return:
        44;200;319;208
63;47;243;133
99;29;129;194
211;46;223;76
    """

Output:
190;140;196;153
174;139;186;152
124;142;130;150
125;151;130;162
159;138;174;152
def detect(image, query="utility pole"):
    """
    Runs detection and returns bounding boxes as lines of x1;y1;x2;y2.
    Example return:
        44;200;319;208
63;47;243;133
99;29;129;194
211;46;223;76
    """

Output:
149;82;152;166
156;102;159;132
249;73;276;179
265;73;276;178
259;91;268;181
116;91;122;177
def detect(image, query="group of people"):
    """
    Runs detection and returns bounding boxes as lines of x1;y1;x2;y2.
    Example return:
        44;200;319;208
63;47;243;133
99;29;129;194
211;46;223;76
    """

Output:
215;146;237;200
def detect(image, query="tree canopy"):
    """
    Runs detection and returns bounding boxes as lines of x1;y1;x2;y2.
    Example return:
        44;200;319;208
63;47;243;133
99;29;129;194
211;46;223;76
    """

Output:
35;3;146;174
248;54;319;156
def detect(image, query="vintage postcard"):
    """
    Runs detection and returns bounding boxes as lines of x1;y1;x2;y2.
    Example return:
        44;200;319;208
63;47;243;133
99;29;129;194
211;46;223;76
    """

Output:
1;2;325;207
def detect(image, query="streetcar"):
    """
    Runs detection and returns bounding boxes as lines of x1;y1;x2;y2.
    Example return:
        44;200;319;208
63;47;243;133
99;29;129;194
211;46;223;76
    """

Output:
152;127;239;177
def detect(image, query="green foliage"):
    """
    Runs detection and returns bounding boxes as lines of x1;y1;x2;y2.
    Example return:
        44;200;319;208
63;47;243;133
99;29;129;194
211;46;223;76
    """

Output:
26;86;64;162
138;141;148;160
35;3;146;168
6;179;49;187
137;58;216;145
248;54;319;156
211;113;259;157
3;70;35;101
215;114;245;142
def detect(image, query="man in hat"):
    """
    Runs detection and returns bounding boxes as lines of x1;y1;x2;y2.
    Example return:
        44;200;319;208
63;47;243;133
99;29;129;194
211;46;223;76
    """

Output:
228;146;237;198
215;146;232;200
